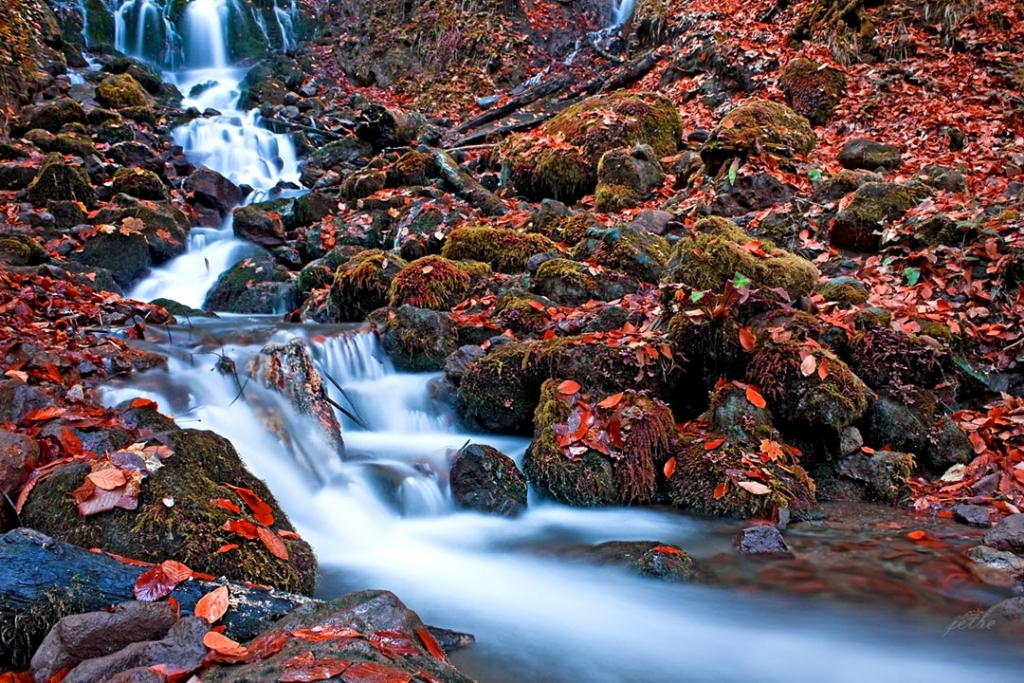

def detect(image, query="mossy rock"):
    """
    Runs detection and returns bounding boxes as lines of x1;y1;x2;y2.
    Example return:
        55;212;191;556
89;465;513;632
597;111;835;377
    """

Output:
665;434;816;518
19;428;317;595
47;133;98;159
594;183;639;212
15;98;87;134
663;216;818;296
813;169;884;203
388;255;487;310
846;327;944;398
203;255;294;314
706;383;775;443
95;73;150;110
457;342;538;433
837;450;914;504
504;91;682;203
666;313;747;400
829;182;916;252
837;138;902;171
340;169;387;199
26;153;97;208
449;443;528;517
571;226;670;283
387;150;438;187
378;304;460;372
746;341;869;434
237;54;304;110
861;396;973;474
441;225;557;274
70;225;151;288
326;249;408;322
0;233;50;266
494;295;549;335
112;195;190;265
778;58;846;126
700;100;815;174
596;144;664;200
112;167;170;201
527;209;599;245
531;258;640;306
816;276;869;307
523;380;676;507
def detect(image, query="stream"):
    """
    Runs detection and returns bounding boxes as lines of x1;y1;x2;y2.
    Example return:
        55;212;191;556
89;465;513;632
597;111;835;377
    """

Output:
89;1;1024;680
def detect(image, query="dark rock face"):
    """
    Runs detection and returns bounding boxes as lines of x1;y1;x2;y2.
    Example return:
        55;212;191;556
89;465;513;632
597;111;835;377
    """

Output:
569;541;697;582
984;514;1024;554
70;226;152;289
204;255;294;314
778;57;846;126
27;154;97;208
185;168;242;225
232;205;287;247
829;182;916;252
837;138;903;171
443;345;485;386
379;304;459;372
838;450;914;503
450;444;528;517
953;504;991;528
0;430;38;497
15;98;87;134
711;171;794;217
735;525;792;556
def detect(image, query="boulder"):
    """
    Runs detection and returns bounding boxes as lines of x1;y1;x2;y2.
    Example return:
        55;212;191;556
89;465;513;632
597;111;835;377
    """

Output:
95;73;150;110
388;255;488;310
26;153;97;208
441;226;557;274
232;205;287;248
71;224;152;289
918;164;967;193
106;141;162;175
203;255;294;314
0;162;39;191
0;233;50;267
326;250;408;322
711;171;794;217
111;167;169;202
0;429;37;497
570;226;670;283
837;450;915;504
861;397;974;473
15;98;87;134
953;504;991;528
379;304;460;372
450;444;528;517
568;541;697;582
531;258;640;306
443;345;485;386
700;100;815;174
816;276;869;307
735;525;792;555
184;168;242;225
830;182;917;252
778;58;846;126
339;168;387;199
984;514;1024;554
110;195;191;265
594;144;664;211
837;138;902;171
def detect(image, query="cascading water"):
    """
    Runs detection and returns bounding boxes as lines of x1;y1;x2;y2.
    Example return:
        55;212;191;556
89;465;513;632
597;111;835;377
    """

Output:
182;0;228;69
610;0;636;28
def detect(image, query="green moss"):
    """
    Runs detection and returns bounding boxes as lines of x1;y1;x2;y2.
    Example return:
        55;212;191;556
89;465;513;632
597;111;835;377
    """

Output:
594;183;639;212
26;153;97;208
0;233;50;266
504;91;682;203
571;226;670;283
778;57;846;126
112;167;170;201
815;276;869;307
328;249;408;321
387;150;438;187
839;450;915;504
388;255;479;309
830;182;917;251
523;380;676;507
48;133;97;158
19;429;318;595
532;258;600;306
663;216;818;296
495;295;549;335
528;211;598;245
701;99;815;173
458;341;538;433
95;73;149;110
441;225;556;273
666;313;747;395
379;304;459;371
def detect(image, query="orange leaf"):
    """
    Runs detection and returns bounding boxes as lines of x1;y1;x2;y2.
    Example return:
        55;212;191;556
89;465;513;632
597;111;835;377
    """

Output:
818;357;829;380
907;530;927;540
130;397;159;410
22;406;65;423
160;560;194;584
224;484;275;527
340;662;412;683
258;526;289;560
596;392;624;409
527;300;546;311
746;386;767;409
223;519;260;539
278;530;302;540
194;585;230;624
542;329;556;340
60;427;83;457
800;354;817;377
738;326;757;352
663;458;676;478
211;498;242;514
737;481;771;496
203;631;248;658
557;380;581;395
88;468;127;491
713;481;729;499
651;545;681;555
969;432;987;455
216;543;240;554
415;627;448;663
704;438;725;450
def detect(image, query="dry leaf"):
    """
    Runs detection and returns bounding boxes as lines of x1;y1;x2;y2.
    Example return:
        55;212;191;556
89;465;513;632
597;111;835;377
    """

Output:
800;354;817;377
194;585;230;624
557;380;581;395
737;481;771;496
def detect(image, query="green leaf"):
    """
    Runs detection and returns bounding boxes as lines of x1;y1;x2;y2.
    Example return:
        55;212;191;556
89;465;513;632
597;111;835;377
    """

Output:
808;168;822;183
727;158;738;186
903;267;921;286
732;272;751;289
690;290;706;303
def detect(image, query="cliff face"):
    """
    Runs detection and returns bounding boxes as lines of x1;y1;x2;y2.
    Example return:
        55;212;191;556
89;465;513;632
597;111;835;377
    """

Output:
0;0;66;129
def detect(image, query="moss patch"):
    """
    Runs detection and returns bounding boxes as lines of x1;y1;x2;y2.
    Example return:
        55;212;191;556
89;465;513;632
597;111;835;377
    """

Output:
700;99;815;174
571;226;670;283
327;249;408;321
388;255;483;309
441;225;556;273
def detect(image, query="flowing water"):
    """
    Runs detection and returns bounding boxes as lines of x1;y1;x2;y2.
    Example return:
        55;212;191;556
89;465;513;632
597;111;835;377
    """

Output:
99;2;1024;680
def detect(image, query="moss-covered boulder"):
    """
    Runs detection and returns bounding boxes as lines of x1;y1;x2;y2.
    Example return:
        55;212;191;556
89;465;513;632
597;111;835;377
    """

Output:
829;182;917;252
571;226;670;283
523;380;676;507
378;304;459;372
339;168;387;199
837;450;914;504
449;443;527;517
569;541;698;582
0;233;51;266
814;168;884;203
700;100;815;173
15;98;87;134
26;153;97;207
237;54;305;110
111;167;169;202
95;73;150;110
71;224;151;288
19;428;318;595
111;195;190;265
861;396;973;473
846;327;945;398
203;255;294;314
440;226;557;274
531;258;640;306
778;58;846;126
747;341;869;436
326;249;407;322
663;216;818;296
388;255;487;310
232;205;287;248
837;138;903;171
504;92;682;203
816;276;869;307
594;144;664;210
666;312;747;395
386;150;439;187
457;342;538;433
526;204;599;245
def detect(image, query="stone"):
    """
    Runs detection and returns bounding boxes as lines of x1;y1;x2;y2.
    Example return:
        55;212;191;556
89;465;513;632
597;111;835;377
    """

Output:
379;304;459;372
830;182;916;252
953;504;991;528
838;451;914;504
0;430;37;496
184;167;242;224
71;225;151;289
700;99;815;174
30;602;177;682
596;144;664;199
450;444;528;517
95;73;150;110
15;98;87;134
918;164;967;193
630;209;675;236
26;154;97;208
443;345;485;386
984;514;1024;554
778;57;846;126
711;171;794;217
837;138;903;171
204;255;293;314
231;205;286;247
111;167;169;202
735;525;791;555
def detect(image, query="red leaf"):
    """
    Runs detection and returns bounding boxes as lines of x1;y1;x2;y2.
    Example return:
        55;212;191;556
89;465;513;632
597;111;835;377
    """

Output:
907;530;927;541
817;358;829;380
596;392;624;409
134;567;176;602
542;329;556;340
203;631;248;658
746;386;767;409
258;526;289;560
713;482;729;499
969;432;987;455
216;543;240;554
651;545;681;555
341;661;413;683
60;427;83;457
278;529;302;540
415;627;448;663
369;629;421;658
225;484;275;526
211;498;242;515
280;657;353;682
194;585;229;624
663;458;676;478
291;624;363;642
87;468;127;491
22;406;65;423
557;380;581;395
800;354;817;377
160;560;194;584
130;398;159;410
738;326;757;352
704;438;725;450
527;299;546;311
223;519;260;539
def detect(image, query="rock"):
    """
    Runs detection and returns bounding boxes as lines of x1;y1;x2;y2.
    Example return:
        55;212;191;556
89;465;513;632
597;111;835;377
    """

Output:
778;57;846;126
443;345;485;386
379;304;459;372
19;428;318;594
14;98;87;134
450;444;527;517
700;99;815;174
816;276;869;307
27;154;97;208
531;258;640;306
388;255;485;310
571;226;670;283
47;199;87;231
231;205;287;247
918;164;967;193
340;168;387;199
984;514;1024;554
96;73;150;110
110;195;191;265
71;225;151;289
61;617;208;683
111;167;169;201
0;430;37;496
837;138;903;171
326;250;408;322
441;225;556;274
953;504;991;528
0;162;39;191
386;150;438;187
813;168;884;203
524;380;676;507
203;255;294;314
570;541;697;582
839;426;864;456
299;136;374;187
837;450;915;504
106;141;162;175
630;209;675;236
966;546;1024;589
594;144;664;210
830;182;917;252
711;171;794;217
505;91;682;203
664;216;818;297
707;384;774;442
862;397;973;473
184;168;241;224
0;379;54;424
30;601;177;682
0;233;50;267
735;525;791;555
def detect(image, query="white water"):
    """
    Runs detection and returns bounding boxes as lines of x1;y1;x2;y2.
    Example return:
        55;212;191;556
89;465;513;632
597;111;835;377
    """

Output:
610;0;635;28
182;0;228;68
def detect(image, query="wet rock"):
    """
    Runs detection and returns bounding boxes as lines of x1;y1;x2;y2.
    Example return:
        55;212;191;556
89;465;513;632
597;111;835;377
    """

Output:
399;236;427;261
184;167;241;225
441;225;556;274
982;597;1024;635
918;164;967;193
630;209;675;236
735;525;792;555
47;199;87;231
96;73;150;110
0;233;50;266
106;141;162;175
232;204;287;248
707;384;774;442
984;514;1024;554
571;226;670;283
778;57;846;126
531;258;640;306
299;136;374;187
571;541;697;582
386;150;438;187
966;546;1024;589
27;154;97;208
837;451;914;504
71;224;151;289
326;250;407;322
0;430;37;497
594;144;664;211
816;276;869;307
700;99;814;174
450;444;527;517
813;169;884;204
953;504;991;528
14;98;87;134
378;304;459;372
20;428;318;594
838;138;903;171
204;254;294;314
443;345;485;386
340;168;387;199
111;167;169;202
108;195;191;265
830;182;916;252
0;162;39;191
30;601;177;682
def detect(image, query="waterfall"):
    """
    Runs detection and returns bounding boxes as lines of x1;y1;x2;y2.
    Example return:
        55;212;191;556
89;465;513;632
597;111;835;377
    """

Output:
182;0;229;69
113;0;180;66
610;0;635;28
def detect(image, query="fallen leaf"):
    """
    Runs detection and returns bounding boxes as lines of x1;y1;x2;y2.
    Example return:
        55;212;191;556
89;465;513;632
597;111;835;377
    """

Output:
203;631;248;658
713;481;729;499
278;530;302;540
800;354;817;377
160;560;194;584
596;392;624;409
258;526;289;560
216;543;239;554
134;567;177;602
280;657;353;682
415;627;448;663
738;326;757;352
704;438;725;450
663;458;676;478
130;397;159;410
746;386;767;409
557;380;581;395
907;530;927;540
341;661;412;683
194;585;229;624
223;519;260;539
420;265;434;274
211;498;242;515
737;481;771;495
88;468;127;491
225;484;275;526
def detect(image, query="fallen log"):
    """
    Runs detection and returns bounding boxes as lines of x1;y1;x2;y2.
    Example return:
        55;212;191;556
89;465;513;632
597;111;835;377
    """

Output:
452;73;572;135
434;150;507;216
